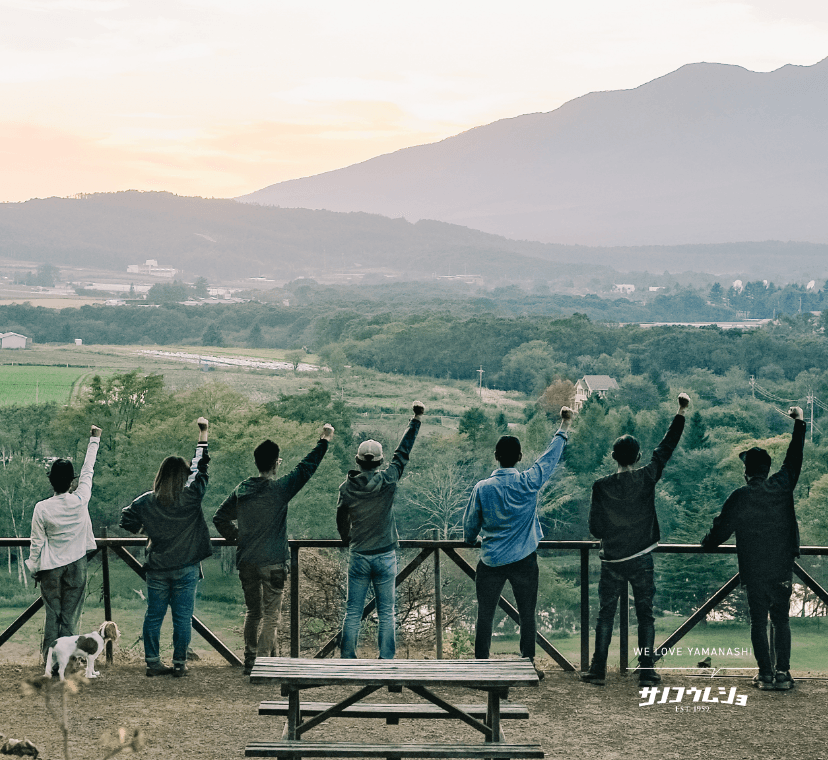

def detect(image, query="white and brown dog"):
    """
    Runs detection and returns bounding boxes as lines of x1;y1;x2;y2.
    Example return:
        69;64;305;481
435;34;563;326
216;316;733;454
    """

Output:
44;621;121;681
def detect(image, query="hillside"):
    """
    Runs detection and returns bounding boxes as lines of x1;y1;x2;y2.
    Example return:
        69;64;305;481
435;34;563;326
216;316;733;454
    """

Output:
0;191;826;284
239;59;828;247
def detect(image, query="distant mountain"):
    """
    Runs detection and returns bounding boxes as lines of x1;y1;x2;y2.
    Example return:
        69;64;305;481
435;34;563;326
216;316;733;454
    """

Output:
0;191;826;284
239;59;828;247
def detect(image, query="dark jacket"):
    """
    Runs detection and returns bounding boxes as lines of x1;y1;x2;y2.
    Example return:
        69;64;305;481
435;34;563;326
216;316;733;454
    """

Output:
589;414;685;561
336;418;420;553
701;420;804;586
213;439;328;568
120;444;212;571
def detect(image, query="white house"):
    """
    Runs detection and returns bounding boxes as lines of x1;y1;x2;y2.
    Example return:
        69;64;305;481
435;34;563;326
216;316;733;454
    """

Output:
0;332;30;349
574;375;618;410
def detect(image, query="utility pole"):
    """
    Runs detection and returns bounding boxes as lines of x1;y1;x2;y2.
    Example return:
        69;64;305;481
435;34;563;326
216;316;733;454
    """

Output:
808;389;814;443
749;376;755;399
477;366;484;398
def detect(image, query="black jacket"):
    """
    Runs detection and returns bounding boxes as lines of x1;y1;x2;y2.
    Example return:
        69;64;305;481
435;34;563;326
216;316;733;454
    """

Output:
701;420;804;585
589;414;685;561
213;439;328;568
120;444;212;571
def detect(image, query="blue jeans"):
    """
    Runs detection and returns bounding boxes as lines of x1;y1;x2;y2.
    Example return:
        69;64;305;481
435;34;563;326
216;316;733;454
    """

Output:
144;564;200;666
593;552;656;668
340;550;397;659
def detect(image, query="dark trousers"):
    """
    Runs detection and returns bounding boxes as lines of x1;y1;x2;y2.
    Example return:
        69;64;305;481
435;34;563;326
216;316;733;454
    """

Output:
40;556;88;660
474;552;538;660
594;552;656;668
746;579;792;675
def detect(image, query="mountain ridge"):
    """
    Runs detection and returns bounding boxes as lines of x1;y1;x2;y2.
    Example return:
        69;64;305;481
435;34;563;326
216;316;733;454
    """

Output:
239;58;828;247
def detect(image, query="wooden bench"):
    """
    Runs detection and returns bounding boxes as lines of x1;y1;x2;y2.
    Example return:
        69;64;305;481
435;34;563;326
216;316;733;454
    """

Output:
245;740;545;758
259;701;530;725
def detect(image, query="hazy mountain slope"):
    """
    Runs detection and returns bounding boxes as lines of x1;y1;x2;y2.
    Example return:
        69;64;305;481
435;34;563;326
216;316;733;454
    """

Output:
1;192;825;283
239;59;828;246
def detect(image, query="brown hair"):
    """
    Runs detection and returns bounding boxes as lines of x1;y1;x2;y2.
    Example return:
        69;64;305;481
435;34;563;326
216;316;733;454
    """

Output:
153;456;191;507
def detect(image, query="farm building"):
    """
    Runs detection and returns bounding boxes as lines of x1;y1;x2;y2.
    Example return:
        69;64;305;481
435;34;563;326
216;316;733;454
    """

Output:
574;374;618;410
0;332;30;349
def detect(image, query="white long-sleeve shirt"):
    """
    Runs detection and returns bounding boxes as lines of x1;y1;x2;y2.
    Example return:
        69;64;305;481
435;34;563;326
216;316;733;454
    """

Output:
25;437;100;576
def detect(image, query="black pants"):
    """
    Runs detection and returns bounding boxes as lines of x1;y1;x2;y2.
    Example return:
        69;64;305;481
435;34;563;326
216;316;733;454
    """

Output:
474;552;538;660
746;579;792;675
594;552;656;668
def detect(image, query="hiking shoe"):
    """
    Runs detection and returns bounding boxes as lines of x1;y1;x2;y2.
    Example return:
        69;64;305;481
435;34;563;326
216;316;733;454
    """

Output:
752;673;774;690
773;671;794;691
173;664;188;678
145;662;174;677
638;669;662;687
579;664;606;686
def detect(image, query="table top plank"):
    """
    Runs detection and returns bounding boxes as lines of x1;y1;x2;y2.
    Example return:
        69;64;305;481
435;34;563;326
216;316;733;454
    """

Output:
249;658;539;688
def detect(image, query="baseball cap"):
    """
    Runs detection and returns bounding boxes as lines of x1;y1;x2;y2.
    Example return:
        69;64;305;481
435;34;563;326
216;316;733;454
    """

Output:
356;439;383;463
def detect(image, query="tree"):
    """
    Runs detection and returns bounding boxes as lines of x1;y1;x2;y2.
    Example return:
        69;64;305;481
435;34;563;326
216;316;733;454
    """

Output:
248;322;264;348
458;408;494;446
194;277;209;298
405;461;472;539
537;379;575;415
147;281;189;303
285;349;305;371
202;323;223;346
86;370;165;447
684;411;709;450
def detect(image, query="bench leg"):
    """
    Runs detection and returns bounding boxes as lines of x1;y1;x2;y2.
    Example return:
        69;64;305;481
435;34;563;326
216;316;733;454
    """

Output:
487;691;501;744
286;689;300;740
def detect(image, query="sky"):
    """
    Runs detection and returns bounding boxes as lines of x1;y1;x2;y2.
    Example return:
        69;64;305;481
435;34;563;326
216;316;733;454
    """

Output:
1;0;828;203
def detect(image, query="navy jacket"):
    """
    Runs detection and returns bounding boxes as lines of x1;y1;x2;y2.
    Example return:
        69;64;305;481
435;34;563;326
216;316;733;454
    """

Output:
702;420;804;585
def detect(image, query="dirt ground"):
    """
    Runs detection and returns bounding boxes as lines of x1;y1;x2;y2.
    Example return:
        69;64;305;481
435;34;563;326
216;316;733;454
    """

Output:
0;657;826;760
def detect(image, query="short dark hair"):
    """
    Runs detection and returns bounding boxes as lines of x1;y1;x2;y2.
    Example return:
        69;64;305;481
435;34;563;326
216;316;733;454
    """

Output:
495;435;522;468
254;440;280;472
740;447;771;478
48;459;75;494
612;435;640;467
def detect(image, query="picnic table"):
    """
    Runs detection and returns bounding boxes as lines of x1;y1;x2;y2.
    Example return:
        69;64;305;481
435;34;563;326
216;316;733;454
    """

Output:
246;657;545;760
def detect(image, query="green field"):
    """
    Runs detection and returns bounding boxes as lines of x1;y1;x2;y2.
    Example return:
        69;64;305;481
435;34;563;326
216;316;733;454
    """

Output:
0;364;94;406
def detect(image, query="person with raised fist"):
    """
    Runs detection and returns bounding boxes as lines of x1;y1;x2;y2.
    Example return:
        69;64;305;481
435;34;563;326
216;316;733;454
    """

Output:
702;405;805;692
27;424;103;662
120;417;212;678
582;393;690;687
214;423;334;674
464;406;574;679
337;402;425;659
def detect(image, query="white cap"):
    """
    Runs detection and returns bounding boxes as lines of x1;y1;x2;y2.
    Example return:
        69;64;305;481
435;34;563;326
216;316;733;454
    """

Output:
356;439;383;462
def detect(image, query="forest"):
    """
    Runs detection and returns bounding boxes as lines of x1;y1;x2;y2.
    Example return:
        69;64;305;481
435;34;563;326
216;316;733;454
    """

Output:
1;292;828;635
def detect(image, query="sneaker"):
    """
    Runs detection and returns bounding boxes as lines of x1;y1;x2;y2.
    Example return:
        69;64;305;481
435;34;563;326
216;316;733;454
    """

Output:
145;662;174;677
579;663;606;686
638;669;662;687
773;671;794;691
173;664;188;678
752;673;774;690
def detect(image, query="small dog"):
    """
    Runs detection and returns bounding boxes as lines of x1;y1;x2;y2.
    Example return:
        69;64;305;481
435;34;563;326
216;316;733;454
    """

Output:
44;621;121;681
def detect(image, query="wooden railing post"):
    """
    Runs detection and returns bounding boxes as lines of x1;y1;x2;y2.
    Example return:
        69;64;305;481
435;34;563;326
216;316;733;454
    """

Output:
101;527;113;664
290;543;300;658
619;581;629;673
580;546;590;671
433;531;443;660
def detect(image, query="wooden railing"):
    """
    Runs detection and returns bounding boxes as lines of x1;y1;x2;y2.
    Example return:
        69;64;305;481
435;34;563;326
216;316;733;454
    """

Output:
1;537;826;673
